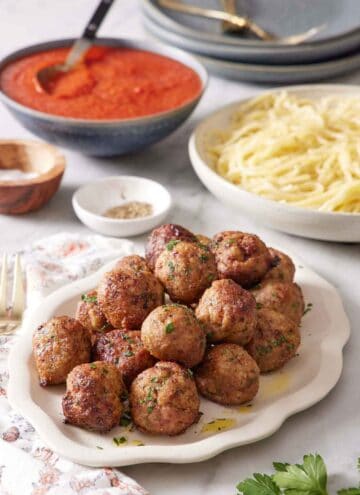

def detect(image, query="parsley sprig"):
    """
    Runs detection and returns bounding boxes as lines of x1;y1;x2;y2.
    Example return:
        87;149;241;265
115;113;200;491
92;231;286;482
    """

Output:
237;455;360;495
273;454;327;495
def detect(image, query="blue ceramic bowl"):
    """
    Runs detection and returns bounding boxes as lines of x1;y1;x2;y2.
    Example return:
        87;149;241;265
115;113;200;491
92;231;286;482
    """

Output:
0;38;207;157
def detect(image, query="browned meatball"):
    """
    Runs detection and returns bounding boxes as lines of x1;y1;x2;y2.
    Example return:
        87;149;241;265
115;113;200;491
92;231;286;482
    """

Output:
33;316;91;386
75;290;112;344
195;279;257;345
130;361;200;435
194;343;259;405
141;304;206;368
62;362;125;432
246;309;301;372
97;265;164;329
114;255;152;275
93;329;156;386
252;281;304;326
145;224;197;271
211;231;272;288
262;248;295;284
155;241;218;304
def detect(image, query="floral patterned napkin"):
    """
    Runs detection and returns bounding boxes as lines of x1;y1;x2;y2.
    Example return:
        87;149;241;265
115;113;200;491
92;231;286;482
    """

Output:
0;233;149;495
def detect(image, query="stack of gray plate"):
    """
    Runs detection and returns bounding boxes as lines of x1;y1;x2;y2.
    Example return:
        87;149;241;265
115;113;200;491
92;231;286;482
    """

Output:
142;0;360;83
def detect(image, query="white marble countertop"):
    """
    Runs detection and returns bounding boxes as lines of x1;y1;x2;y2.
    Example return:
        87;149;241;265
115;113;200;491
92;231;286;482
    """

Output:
0;1;359;493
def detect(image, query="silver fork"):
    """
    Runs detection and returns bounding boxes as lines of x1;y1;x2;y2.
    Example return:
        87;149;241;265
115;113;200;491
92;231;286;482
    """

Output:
0;254;25;335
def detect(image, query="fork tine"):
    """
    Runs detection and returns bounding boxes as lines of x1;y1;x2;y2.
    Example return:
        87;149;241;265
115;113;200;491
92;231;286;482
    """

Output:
11;254;25;319
0;254;8;317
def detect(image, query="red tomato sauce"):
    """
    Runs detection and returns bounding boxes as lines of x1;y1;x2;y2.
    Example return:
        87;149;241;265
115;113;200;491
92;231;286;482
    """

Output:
0;46;203;120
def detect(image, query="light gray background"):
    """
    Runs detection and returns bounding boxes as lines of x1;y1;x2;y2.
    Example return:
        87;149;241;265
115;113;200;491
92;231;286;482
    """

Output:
0;1;359;493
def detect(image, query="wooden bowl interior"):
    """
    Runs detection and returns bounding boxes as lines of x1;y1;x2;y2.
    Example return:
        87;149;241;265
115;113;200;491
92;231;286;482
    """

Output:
0;141;58;177
0;140;65;214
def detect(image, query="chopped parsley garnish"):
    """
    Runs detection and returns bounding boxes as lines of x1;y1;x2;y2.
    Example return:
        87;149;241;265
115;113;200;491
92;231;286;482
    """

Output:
96;446;103;450
150;377;158;383
187;369;194;378
303;302;313;315
122;334;134;344
165;322;175;334
142;387;157;414
272;335;287;347
145;387;154;402
90;363;97;369
198;242;209;251
81;293;97;303
200;254;209;263
168;261;176;279
120;411;132;427
113;436;127;446
256;302;263;309
124;350;134;357
207;273;216;283
166;240;180;251
256;345;272;356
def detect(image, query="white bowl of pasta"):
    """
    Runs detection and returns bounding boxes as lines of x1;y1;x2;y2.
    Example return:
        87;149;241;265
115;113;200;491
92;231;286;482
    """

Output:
189;85;360;243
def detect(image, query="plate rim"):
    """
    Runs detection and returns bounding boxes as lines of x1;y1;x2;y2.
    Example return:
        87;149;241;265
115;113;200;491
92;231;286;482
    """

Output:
143;13;360;64
144;16;360;75
194;50;360;74
7;254;351;467
143;0;360;50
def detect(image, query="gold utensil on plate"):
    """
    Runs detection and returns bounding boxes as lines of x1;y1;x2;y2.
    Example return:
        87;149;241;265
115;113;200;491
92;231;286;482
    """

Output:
220;0;240;33
0;254;25;335
158;0;325;44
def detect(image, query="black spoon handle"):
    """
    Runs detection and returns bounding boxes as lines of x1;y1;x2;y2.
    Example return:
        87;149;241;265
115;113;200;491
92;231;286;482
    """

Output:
82;0;115;40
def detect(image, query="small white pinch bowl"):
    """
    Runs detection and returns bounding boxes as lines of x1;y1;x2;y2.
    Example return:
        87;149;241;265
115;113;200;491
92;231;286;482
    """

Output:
72;176;172;237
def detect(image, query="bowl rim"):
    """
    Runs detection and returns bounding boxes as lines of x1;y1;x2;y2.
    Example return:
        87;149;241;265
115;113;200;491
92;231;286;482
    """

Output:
143;0;360;51
0;37;208;127
189;83;360;219
72;175;173;225
0;138;65;187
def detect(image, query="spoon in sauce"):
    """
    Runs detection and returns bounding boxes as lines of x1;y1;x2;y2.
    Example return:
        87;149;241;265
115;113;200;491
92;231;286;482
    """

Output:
35;0;114;93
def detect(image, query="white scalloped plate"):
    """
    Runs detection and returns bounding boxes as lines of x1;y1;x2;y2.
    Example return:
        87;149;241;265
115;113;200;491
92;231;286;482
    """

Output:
7;253;350;467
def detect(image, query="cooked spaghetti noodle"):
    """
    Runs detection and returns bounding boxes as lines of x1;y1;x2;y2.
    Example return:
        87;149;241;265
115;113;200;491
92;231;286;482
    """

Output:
210;92;360;213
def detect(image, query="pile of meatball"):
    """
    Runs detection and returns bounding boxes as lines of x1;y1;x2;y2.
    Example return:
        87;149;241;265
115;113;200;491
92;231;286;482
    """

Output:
32;224;304;436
